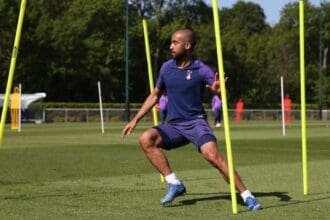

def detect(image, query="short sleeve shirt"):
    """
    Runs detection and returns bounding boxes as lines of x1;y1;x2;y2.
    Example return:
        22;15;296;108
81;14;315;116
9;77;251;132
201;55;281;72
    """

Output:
155;59;214;122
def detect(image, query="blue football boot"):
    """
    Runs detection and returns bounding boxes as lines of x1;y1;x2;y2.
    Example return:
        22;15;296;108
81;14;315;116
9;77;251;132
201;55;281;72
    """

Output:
245;196;261;211
160;181;186;205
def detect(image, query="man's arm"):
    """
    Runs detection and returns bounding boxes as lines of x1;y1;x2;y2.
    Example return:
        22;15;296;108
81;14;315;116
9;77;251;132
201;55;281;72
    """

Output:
121;87;162;138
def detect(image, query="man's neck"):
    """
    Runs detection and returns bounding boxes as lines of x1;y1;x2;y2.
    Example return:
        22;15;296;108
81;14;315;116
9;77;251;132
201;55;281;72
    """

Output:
176;55;193;69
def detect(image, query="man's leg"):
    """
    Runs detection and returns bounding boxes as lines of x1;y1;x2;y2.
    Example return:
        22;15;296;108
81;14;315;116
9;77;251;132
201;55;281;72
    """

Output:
200;142;261;211
138;128;172;176
200;141;246;192
138;128;186;205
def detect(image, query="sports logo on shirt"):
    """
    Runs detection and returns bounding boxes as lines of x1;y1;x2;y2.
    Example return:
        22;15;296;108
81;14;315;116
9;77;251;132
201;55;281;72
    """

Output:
186;70;192;80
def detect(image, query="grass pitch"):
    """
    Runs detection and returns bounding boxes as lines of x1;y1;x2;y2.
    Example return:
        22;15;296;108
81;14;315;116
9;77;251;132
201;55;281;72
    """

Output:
0;121;329;219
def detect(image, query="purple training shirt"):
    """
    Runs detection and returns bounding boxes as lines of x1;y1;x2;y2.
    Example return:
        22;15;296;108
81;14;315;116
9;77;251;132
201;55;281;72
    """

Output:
156;59;214;122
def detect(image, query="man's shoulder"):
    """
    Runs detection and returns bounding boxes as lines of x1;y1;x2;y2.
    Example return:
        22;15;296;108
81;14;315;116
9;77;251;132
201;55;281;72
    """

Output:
159;60;175;76
191;60;214;80
192;59;212;71
162;59;175;68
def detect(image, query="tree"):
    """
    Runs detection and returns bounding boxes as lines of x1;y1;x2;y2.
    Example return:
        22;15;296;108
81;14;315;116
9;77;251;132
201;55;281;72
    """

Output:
14;0;126;102
219;1;270;105
0;0;22;90
273;1;321;104
129;0;214;101
0;0;328;107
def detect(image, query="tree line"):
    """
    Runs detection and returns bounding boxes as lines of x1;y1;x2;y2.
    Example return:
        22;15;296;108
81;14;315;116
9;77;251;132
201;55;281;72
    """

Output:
0;0;329;108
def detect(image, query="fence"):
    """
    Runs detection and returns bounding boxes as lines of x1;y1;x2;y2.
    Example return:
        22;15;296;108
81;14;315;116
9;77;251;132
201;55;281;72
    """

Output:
36;108;330;123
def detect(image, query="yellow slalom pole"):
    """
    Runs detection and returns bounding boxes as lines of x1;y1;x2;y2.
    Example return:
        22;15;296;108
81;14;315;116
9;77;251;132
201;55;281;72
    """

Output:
0;0;27;147
142;19;159;126
212;0;237;214
299;0;308;195
142;19;164;183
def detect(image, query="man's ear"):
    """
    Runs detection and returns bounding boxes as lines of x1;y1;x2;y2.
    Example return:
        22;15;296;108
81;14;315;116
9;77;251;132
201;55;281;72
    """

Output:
185;42;191;50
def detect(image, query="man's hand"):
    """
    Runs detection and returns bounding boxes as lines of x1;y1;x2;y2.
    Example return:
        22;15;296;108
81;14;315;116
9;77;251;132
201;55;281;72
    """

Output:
121;120;137;138
206;72;228;93
155;103;160;112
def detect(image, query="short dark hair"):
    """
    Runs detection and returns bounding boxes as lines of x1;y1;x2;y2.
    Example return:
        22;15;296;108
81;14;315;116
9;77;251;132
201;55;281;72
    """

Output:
185;28;197;49
176;28;197;49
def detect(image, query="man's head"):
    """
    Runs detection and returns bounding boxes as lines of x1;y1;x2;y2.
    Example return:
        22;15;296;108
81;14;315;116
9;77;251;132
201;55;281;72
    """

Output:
169;29;196;60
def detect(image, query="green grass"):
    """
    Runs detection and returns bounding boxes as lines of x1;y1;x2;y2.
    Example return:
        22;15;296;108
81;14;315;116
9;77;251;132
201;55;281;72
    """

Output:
0;121;329;219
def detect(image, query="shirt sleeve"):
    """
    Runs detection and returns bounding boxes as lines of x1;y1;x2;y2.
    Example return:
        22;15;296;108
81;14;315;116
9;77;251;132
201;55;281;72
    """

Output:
155;63;167;90
200;62;214;86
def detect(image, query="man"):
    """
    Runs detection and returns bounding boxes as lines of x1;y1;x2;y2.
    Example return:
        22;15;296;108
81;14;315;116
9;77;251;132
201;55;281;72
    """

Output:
121;29;261;211
284;94;292;126
158;93;168;123
235;98;244;124
212;94;222;128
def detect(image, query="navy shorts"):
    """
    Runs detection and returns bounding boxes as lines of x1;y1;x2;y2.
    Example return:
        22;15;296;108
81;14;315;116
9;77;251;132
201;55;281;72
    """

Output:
154;118;217;151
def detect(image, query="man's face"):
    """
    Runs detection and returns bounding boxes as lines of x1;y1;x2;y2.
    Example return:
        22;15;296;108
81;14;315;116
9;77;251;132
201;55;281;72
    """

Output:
169;31;190;60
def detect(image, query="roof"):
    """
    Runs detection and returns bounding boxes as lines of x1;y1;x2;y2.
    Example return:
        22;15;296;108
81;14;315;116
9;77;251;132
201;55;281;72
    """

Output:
0;93;46;109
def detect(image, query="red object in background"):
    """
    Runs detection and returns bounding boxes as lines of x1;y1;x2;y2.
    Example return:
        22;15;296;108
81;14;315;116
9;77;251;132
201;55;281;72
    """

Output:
284;94;292;125
235;99;244;124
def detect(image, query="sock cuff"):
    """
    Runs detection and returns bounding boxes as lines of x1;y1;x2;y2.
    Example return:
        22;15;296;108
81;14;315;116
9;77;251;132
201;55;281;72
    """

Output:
165;173;180;185
240;189;254;202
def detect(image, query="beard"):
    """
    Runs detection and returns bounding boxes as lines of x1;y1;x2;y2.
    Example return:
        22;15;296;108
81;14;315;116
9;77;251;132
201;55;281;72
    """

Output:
172;51;185;61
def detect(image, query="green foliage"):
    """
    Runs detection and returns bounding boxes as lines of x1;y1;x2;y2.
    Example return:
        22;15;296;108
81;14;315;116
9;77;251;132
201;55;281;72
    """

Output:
38;102;142;109
0;0;329;108
40;102;143;109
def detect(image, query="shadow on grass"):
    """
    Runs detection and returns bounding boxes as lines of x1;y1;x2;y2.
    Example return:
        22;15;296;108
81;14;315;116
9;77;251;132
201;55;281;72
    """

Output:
260;194;330;211
165;191;291;207
167;191;330;211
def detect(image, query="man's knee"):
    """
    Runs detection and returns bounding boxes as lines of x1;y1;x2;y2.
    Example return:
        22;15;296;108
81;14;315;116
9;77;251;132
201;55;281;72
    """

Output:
138;129;161;151
203;151;219;164
201;143;223;163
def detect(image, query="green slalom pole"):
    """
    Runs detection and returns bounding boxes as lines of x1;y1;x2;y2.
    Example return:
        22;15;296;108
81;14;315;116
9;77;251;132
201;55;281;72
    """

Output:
0;0;27;147
299;0;308;195
142;19;164;183
212;0;237;214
